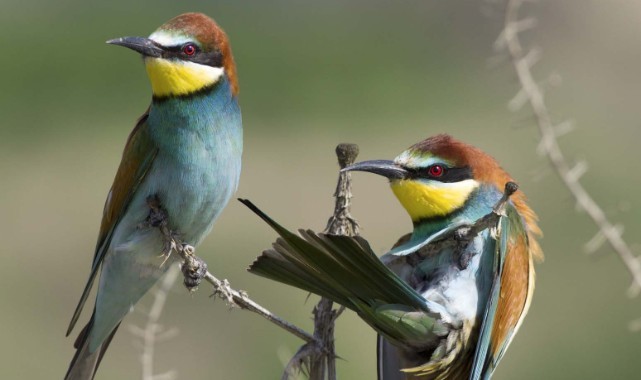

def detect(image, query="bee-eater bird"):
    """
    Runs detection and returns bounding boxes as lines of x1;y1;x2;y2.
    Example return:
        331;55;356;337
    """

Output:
65;13;242;380
242;134;541;380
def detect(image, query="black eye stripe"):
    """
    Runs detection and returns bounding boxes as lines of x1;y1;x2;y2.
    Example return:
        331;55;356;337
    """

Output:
158;44;224;68
406;165;473;183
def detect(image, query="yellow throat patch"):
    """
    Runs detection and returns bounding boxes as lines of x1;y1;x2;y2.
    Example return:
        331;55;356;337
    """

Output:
390;179;479;221
144;58;223;97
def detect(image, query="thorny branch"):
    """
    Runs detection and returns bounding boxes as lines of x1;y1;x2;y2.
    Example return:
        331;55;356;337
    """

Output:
498;1;641;304
143;195;317;345
325;144;361;237
283;144;361;380
130;266;180;380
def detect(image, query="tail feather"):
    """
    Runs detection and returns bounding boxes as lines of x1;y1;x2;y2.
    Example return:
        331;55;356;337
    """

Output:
65;313;119;380
241;199;425;311
241;199;448;351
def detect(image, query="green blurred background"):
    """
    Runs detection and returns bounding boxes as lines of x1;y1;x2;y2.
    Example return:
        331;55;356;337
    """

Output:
2;0;641;378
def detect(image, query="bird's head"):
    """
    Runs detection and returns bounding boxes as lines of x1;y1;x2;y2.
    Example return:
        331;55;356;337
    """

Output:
344;134;517;223
107;13;237;99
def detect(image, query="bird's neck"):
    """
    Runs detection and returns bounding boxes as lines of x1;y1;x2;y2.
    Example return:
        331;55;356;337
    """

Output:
147;75;241;152
149;74;235;119
410;185;503;240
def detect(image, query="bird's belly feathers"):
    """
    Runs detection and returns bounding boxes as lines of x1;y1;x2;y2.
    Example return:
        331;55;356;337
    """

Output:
379;232;496;378
417;234;494;325
144;147;241;245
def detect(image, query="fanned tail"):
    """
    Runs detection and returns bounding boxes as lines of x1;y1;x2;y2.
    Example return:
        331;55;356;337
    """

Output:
240;199;447;350
241;199;424;309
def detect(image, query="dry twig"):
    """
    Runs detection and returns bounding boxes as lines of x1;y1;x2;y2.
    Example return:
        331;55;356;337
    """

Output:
282;144;360;380
143;195;317;345
130;266;180;380
498;0;641;297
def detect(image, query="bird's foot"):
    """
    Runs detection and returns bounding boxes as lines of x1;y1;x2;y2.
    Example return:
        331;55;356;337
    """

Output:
159;231;183;267
181;244;195;256
142;195;209;291
142;195;168;229
141;194;179;266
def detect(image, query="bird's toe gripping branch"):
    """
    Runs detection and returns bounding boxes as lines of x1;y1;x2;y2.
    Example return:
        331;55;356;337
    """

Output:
143;195;208;291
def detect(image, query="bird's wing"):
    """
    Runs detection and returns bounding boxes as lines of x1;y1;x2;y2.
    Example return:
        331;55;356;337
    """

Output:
387;220;471;257
241;199;448;349
67;111;159;336
470;203;534;380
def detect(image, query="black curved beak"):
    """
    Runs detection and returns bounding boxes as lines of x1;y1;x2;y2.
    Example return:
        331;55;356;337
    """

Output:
341;160;409;180
106;37;164;58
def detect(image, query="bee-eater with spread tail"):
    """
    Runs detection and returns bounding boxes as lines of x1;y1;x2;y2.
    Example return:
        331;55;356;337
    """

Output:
65;13;242;380
242;134;541;380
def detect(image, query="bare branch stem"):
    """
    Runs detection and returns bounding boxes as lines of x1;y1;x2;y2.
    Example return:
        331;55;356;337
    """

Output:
140;267;180;380
284;143;360;380
501;0;641;295
143;195;317;345
178;247;317;344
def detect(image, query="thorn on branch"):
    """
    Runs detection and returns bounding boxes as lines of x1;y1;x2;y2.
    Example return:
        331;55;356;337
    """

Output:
536;121;575;155
627;282;641;299
566;161;589;183
494;17;538;51
522;48;542;69
209;279;236;306
508;88;529;112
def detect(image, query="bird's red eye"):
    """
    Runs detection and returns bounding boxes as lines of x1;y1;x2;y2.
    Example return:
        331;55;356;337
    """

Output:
428;165;444;177
183;44;196;56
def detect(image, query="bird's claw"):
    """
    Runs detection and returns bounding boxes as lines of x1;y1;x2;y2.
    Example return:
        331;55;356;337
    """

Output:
143;195;208;291
158;233;182;267
182;244;195;256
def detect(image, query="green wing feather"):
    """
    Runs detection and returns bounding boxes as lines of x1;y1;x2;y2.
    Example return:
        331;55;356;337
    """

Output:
67;112;158;336
241;199;447;349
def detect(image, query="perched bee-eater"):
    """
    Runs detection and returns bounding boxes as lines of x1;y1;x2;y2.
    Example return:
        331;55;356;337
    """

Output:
65;13;242;380
243;134;541;380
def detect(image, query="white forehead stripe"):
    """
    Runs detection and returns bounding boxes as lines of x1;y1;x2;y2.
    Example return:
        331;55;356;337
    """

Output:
394;151;452;168
149;30;194;47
